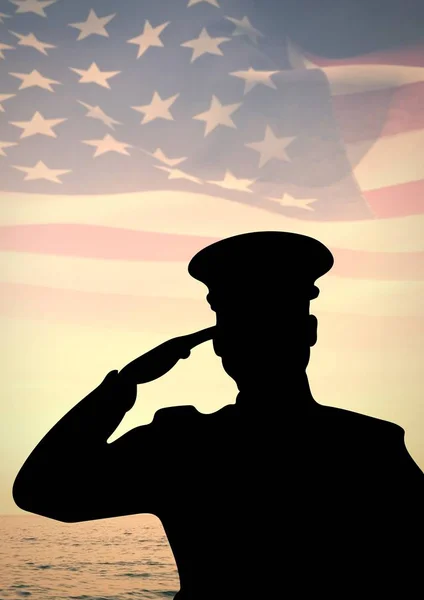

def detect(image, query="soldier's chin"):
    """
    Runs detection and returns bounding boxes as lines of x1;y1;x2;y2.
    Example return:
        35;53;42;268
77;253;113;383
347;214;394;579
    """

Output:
221;357;247;382
221;356;275;385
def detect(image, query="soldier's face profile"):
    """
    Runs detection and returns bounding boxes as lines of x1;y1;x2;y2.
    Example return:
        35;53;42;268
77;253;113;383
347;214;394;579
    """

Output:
212;308;316;385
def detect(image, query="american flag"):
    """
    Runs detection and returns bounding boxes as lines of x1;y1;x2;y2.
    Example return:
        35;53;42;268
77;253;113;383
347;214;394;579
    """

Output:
0;0;423;357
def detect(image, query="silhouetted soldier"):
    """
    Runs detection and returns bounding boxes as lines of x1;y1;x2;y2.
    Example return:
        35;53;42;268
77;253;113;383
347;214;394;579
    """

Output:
13;232;424;599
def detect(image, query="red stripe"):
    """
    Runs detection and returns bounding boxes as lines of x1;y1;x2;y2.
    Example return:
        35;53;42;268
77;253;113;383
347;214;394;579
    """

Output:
0;225;423;280
363;180;424;219
332;82;424;144
0;282;211;334
0;282;421;350
307;42;424;68
0;226;211;261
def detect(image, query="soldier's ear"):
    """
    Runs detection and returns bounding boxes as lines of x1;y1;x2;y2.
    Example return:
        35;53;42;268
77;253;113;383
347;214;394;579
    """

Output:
308;314;318;347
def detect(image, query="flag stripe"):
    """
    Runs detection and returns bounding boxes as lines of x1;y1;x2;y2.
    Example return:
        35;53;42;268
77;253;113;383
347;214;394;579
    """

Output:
0;224;423;281
347;129;424;193
305;42;424;68
323;64;424;97
1;251;422;316
332;83;424;144
1;281;422;350
362;179;424;219
1;190;423;252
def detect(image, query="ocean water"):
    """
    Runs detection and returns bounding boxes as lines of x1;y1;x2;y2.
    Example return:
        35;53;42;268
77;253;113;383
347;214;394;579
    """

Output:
0;515;180;600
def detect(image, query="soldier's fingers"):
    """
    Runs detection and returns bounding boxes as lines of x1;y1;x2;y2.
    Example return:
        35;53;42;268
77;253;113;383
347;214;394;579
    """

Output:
179;326;216;349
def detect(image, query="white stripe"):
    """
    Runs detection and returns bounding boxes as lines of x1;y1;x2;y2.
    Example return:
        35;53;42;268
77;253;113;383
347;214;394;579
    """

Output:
1;251;422;316
0;189;422;252
287;39;424;94
347;129;424;191
319;64;424;96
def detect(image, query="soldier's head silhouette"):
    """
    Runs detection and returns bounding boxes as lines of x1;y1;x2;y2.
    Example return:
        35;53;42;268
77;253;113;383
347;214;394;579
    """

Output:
188;231;334;393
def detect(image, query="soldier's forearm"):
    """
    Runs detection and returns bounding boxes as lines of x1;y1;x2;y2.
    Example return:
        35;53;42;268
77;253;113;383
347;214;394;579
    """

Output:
40;370;135;448
13;371;136;498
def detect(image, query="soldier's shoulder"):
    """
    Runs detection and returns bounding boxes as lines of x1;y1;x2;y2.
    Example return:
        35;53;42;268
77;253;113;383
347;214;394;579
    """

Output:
321;405;405;438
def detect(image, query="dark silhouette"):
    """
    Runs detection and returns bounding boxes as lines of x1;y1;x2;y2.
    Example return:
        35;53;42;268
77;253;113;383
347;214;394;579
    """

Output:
13;232;424;598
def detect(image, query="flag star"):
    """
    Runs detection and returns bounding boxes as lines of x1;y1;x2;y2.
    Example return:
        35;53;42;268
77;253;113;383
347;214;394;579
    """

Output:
245;125;296;168
0;42;14;59
12;160;71;183
0;93;15;111
193;95;242;136
77;100;121;130
9;31;56;55
267;193;317;212
82;133;132;158
70;62;120;89
187;0;220;6
132;91;179;124
207;170;256;193
0;13;12;24
155;165;202;184
10;110;67;138
150;147;187;167
9;69;61;91
230;67;279;95
0;140;18;156
181;27;231;62
9;0;57;17
69;9;116;41
225;16;264;45
127;20;169;59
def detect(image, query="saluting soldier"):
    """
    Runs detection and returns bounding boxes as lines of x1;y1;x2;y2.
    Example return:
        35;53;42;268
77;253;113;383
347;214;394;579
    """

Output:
13;231;424;599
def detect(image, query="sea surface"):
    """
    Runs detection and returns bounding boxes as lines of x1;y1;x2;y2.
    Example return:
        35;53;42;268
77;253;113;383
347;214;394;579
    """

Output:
0;514;180;600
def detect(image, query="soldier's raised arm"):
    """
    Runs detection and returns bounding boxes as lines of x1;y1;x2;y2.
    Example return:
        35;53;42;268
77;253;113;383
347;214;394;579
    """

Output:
12;327;215;523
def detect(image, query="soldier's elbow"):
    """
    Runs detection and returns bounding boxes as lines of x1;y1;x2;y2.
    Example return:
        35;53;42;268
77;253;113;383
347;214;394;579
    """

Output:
12;474;71;523
12;473;33;513
13;496;73;524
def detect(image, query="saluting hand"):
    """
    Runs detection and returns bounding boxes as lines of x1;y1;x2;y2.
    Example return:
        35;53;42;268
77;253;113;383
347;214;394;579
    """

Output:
118;326;216;385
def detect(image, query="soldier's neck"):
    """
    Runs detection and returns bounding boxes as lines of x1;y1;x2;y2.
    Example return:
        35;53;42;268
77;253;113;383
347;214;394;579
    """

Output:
235;371;317;411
